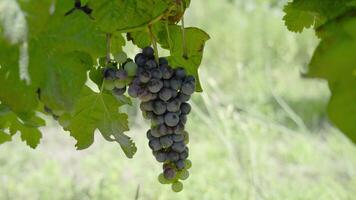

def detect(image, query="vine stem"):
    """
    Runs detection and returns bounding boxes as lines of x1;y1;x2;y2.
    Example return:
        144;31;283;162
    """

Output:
179;0;188;59
148;25;159;63
165;19;173;50
106;33;112;64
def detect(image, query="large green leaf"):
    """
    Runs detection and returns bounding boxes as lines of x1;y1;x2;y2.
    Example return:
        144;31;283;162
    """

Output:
59;86;137;158
88;0;172;33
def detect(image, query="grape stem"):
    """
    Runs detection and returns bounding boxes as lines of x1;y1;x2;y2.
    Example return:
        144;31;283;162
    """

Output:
165;19;173;50
178;0;188;59
106;33;112;64
148;25;159;63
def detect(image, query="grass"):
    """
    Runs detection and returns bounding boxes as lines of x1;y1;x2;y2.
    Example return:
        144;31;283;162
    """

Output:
1;0;356;199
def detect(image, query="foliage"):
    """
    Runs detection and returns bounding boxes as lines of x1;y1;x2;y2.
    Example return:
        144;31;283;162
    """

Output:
284;0;356;143
0;0;209;157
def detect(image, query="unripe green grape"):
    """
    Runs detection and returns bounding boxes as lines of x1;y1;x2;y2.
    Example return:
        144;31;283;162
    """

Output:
104;80;115;90
114;79;126;89
158;173;171;184
114;51;127;64
178;170;189;180
171;181;183;192
184;159;192;169
124;61;138;77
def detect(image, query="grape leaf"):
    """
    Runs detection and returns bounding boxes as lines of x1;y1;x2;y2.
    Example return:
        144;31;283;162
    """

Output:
282;0;355;33
327;77;356;143
0;130;12;145
59;86;137;158
0;106;44;148
88;0;172;33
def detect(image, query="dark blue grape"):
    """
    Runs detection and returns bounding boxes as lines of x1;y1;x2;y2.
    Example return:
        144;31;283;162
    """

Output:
158;124;168;136
151;68;163;79
139;89;153;102
138;70;151;83
140;101;154;111
128;85;140;98
181;81;195;95
170;77;182;90
159;88;172;102
172;142;186;153
153;100;166;115
154;151;167;163
180;103;191;114
177;92;191;102
171;89;178;98
143;47;154;58
135;53;146;66
150;127;161;138
103;68;117;81
160;135;173;148
184;75;195;83
160;65;174;79
149;138;162;151
180;114;187;125
175;160;185;170
175;67;186;79
163;80;170;88
167;99;181;112
172;134;184;142
174;123;185;134
148;79;163;93
167;151;180;162
180;149;189;160
146;130;154;140
152;115;164;126
145;59;157;69
115;69;128;80
164;112;180;127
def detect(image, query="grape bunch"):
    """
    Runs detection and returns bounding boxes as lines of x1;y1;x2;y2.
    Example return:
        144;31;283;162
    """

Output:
129;47;195;192
101;47;195;192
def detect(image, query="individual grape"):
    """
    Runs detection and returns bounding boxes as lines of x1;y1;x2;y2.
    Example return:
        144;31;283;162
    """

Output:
171;89;178;98
146;130;154;140
178;170;189;180
181;81;195;95
159;57;168;65
159;88;172;102
139;90;154;102
128;85;140;98
160;65;174;79
167;151;180;162
114;52;127;64
104;80;115;90
143;111;155;120
180;114;187;125
184;159;192;169
114;79;126;89
135;53;146;66
103;68;117;81
150;127;161;138
177;92;191;102
180;103;191;114
148;79;163;93
152;115;164;126
172;134;184;142
149;138;162;151
151;68;163;79
184;75;196;83
175;160;185;170
145;59;157;69
112;87;126;96
154;151;167;163
183;131;189;144
170;77;182;91
173;123;185;134
175;67;186;79
153;100;166;115
143;46;154;58
140;101;154;112
167;99;181;112
160;135;173;148
172;181;183;192
172;142;186;153
158;174;171;184
124;61;138;77
163;167;176;180
158;124;169;136
164;112;180;127
138;70;151;83
179;149;189;160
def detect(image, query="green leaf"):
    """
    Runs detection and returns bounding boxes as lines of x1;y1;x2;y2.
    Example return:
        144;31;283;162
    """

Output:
88;0;172;33
327;77;356;143
283;3;315;33
0;130;12;145
60;86;137;158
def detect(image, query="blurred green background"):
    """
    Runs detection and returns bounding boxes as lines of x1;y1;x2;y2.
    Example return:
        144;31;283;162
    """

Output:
1;0;356;199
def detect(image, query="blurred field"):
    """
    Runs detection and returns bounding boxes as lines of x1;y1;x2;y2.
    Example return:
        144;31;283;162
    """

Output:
1;0;356;199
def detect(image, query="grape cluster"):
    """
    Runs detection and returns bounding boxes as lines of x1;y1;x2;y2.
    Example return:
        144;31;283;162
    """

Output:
101;47;194;192
130;47;195;192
